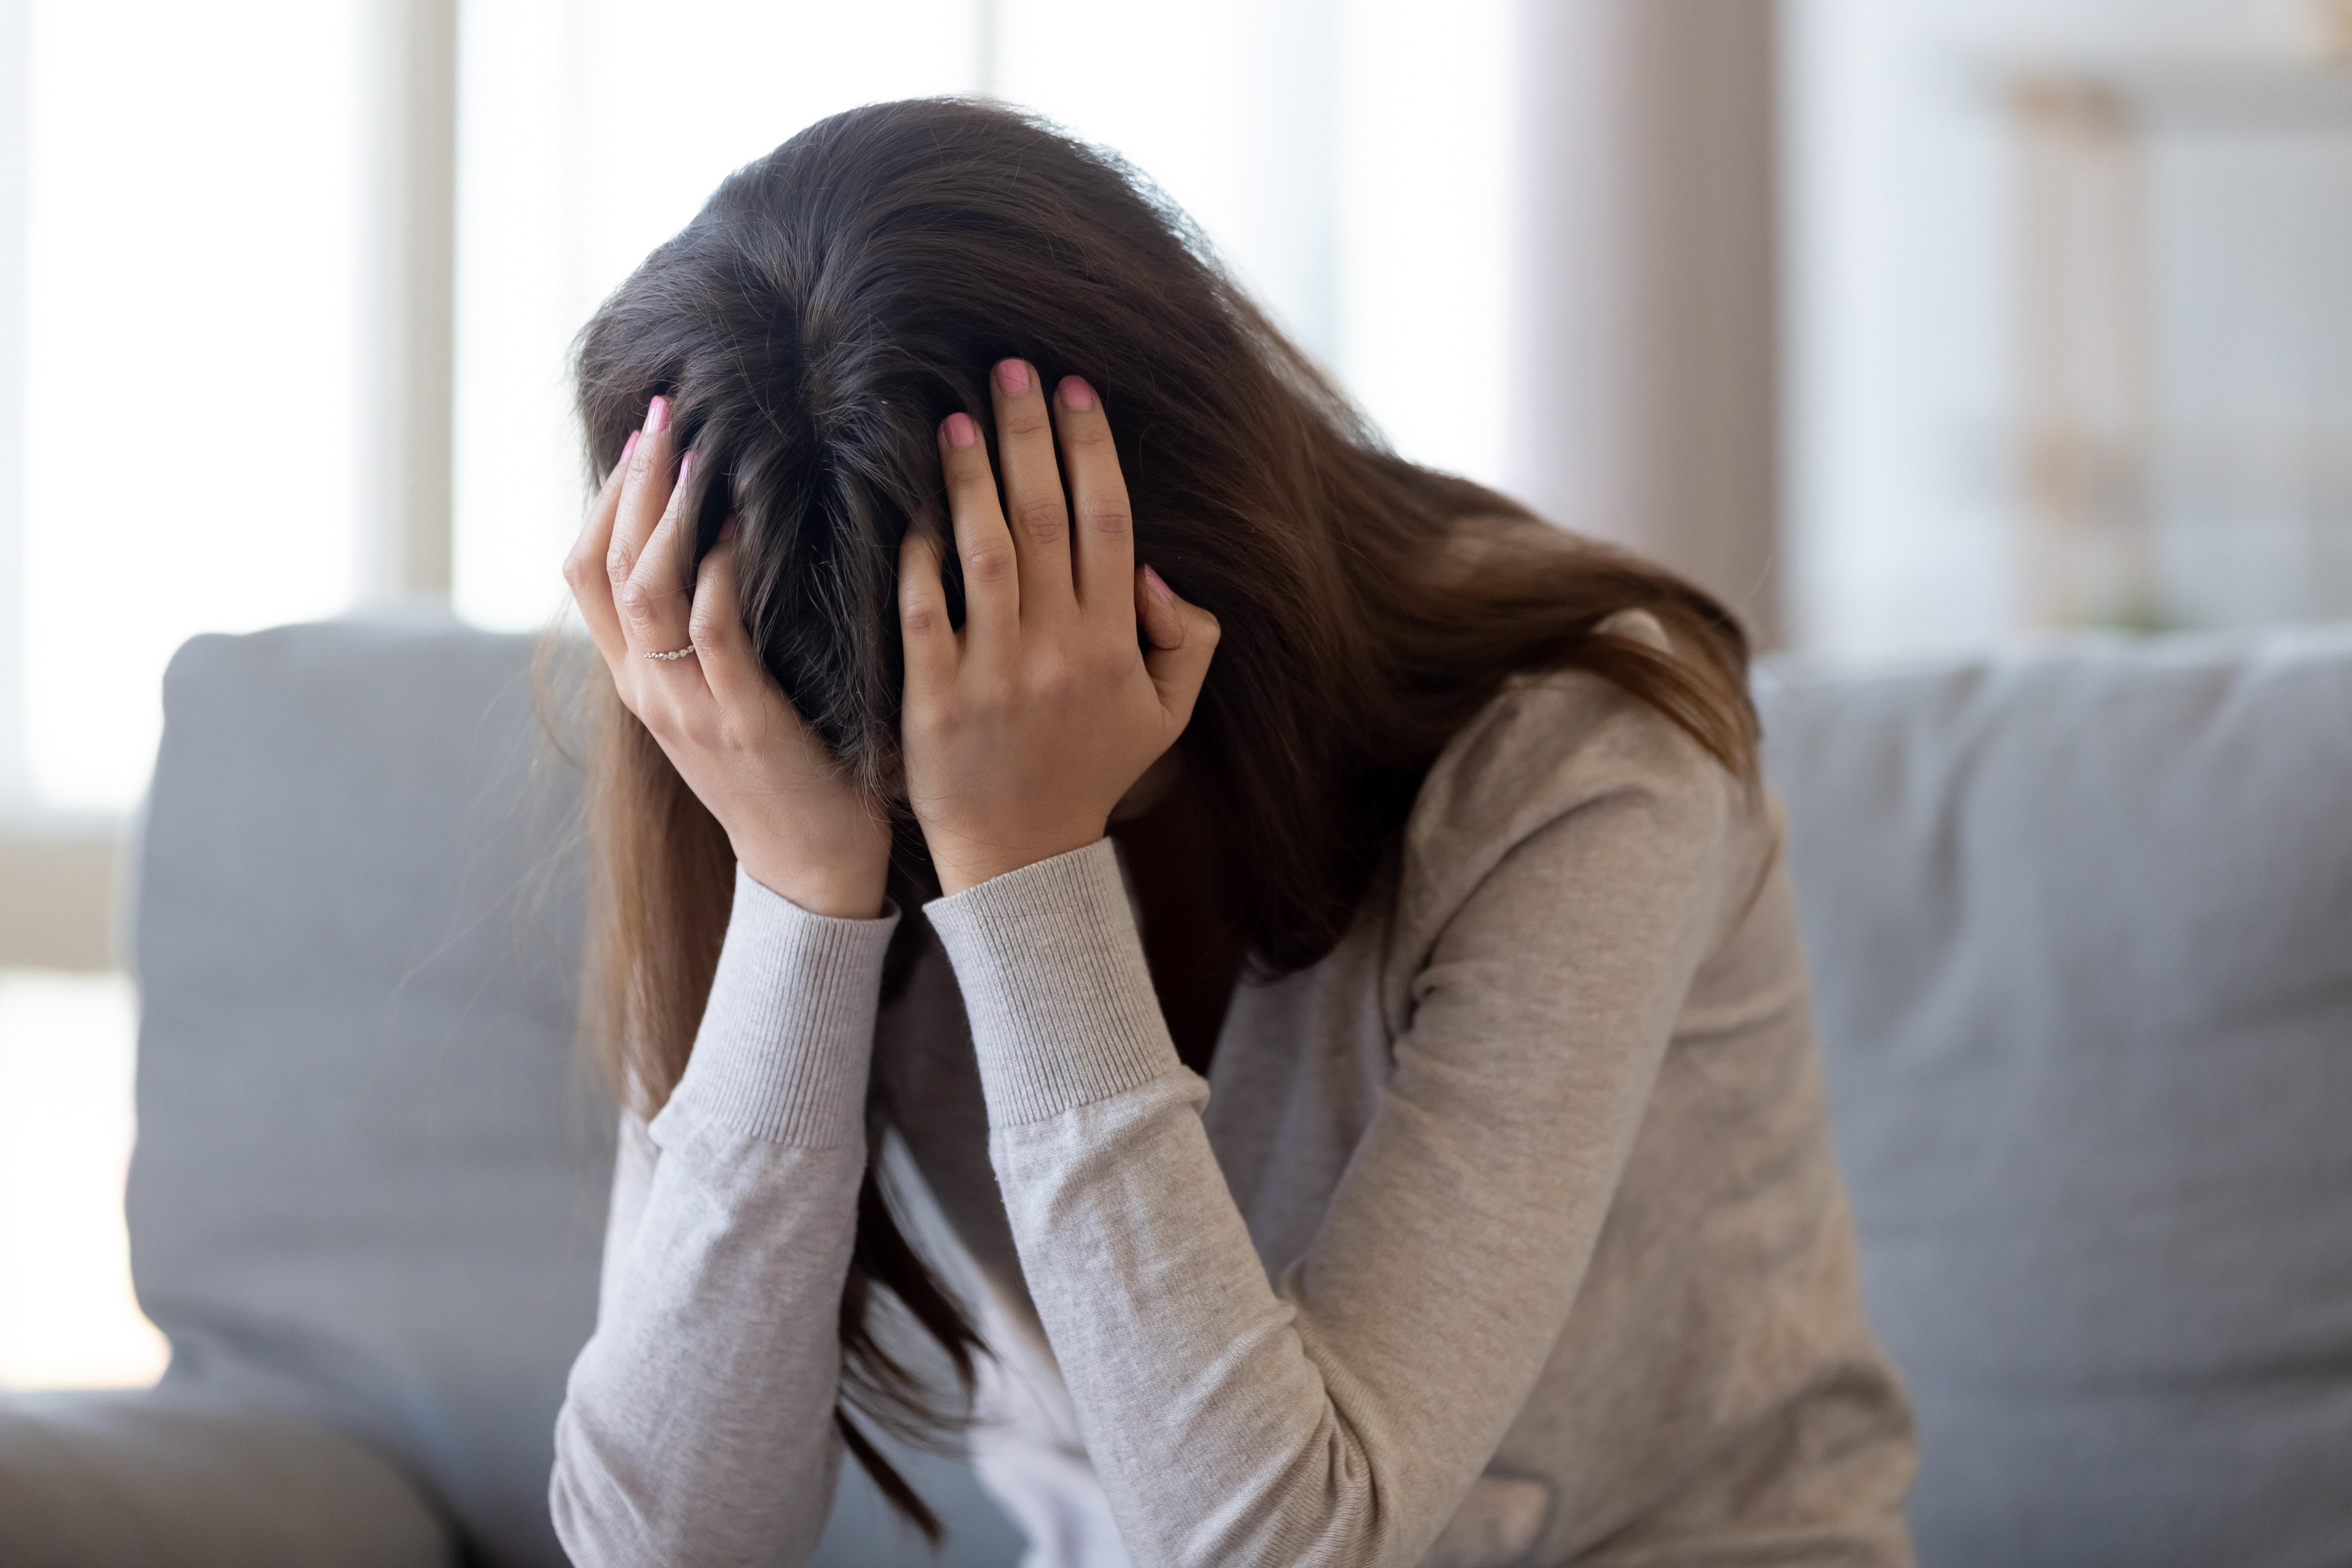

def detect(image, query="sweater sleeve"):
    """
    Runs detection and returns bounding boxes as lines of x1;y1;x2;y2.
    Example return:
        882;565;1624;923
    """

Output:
921;688;1742;1568
550;863;899;1568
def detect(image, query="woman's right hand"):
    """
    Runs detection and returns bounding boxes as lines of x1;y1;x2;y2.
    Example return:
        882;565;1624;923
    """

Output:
564;396;893;919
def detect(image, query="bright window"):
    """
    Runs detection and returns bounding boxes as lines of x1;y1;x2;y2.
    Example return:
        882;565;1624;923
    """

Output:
21;0;364;811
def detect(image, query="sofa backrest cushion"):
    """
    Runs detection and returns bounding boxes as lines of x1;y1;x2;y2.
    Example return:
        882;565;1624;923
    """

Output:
130;616;2351;1567
130;618;610;1568
1758;627;2352;1568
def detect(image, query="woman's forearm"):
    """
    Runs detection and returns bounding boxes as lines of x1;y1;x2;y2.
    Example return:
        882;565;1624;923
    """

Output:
929;840;1414;1566
551;865;898;1568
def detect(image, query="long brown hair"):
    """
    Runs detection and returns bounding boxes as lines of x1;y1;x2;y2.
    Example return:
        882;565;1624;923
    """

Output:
569;96;1756;1537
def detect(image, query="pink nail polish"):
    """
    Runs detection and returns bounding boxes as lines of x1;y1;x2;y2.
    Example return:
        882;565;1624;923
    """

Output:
945;411;979;449
644;395;669;434
1059;376;1096;411
719;514;740;542
1144;564;1174;604
994;358;1029;394
620;429;641;465
676;449;695;487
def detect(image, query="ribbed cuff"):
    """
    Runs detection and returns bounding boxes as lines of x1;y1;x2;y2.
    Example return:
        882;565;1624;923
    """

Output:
662;863;900;1148
923;838;1180;1126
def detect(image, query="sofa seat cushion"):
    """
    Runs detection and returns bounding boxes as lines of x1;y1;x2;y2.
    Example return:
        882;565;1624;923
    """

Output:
0;1392;455;1568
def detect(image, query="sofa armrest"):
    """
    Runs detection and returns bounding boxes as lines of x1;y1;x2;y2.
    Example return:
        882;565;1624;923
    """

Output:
0;1391;455;1568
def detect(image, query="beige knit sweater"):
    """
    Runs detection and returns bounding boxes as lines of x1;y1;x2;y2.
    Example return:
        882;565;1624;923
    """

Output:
550;658;1917;1568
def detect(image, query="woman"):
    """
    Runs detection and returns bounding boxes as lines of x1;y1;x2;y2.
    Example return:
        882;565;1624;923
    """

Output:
550;98;1914;1568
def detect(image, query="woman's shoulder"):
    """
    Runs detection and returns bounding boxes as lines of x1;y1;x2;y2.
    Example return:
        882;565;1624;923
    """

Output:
1391;610;1758;946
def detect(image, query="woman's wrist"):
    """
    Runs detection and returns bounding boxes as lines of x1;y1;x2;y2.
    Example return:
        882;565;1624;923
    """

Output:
736;841;889;920
926;822;1106;897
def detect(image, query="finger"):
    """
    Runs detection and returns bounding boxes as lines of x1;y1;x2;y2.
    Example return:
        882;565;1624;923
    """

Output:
619;449;704;673
990;358;1074;623
688;518;765;714
563;428;639;667
1137;565;1220;733
939;410;1019;652
606;395;676;653
898;524;956;698
1051;375;1134;620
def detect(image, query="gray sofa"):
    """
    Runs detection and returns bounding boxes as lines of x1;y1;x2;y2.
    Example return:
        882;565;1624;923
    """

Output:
1;615;2347;1567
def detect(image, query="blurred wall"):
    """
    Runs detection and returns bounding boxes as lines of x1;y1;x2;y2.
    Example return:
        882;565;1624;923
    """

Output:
1785;0;2352;656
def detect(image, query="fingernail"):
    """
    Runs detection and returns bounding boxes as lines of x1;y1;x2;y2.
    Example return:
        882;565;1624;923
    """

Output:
1059;375;1096;411
676;449;695;488
643;395;669;434
1144;564;1174;605
994;358;1029;394
620;429;640;465
944;411;979;449
719;514;739;542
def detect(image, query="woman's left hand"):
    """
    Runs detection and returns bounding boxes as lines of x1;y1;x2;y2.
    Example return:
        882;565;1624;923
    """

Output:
899;360;1220;894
